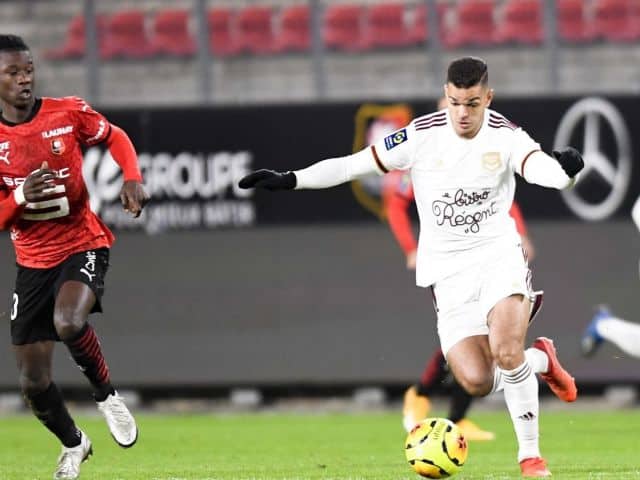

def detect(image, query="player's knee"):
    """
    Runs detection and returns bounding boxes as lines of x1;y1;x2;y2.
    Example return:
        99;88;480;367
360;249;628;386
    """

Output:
456;371;492;397
493;344;525;371
19;370;51;397
53;306;86;340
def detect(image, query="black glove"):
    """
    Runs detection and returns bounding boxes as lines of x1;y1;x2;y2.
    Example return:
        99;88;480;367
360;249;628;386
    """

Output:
238;169;297;191
552;147;584;178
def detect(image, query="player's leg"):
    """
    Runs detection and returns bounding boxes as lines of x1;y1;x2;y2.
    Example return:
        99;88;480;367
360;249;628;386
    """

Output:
582;305;640;358
448;382;495;441
54;249;137;448
402;349;447;431
15;342;92;480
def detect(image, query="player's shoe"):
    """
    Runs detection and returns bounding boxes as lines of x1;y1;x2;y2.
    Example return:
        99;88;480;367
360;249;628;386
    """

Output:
97;391;138;448
519;457;551;477
53;431;92;480
532;337;577;402
581;305;609;356
402;385;431;432
455;418;496;441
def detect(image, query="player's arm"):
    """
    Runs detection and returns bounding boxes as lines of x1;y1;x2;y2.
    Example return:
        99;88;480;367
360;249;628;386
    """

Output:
386;188;418;270
519;148;583;189
103;124;149;217
0;163;56;229
509;201;535;261
239;126;415;191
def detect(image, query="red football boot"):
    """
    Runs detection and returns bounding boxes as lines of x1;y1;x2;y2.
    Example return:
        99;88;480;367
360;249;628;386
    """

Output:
520;457;551;477
532;337;577;402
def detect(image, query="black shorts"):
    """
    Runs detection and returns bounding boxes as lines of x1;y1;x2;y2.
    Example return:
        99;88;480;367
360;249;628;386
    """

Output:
9;248;109;345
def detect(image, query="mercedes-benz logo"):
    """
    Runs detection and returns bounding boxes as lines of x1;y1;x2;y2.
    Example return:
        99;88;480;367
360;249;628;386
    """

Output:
554;97;631;221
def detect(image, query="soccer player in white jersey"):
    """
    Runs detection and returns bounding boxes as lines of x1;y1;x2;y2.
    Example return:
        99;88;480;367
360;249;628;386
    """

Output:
239;57;583;478
582;196;640;359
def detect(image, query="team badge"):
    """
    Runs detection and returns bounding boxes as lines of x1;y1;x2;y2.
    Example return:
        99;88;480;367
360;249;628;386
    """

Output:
51;138;66;155
384;128;408;150
482;152;502;171
0;140;10;165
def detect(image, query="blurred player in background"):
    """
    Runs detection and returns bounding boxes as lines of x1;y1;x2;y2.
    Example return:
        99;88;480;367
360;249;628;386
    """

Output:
0;35;148;480
240;57;583;477
581;196;640;359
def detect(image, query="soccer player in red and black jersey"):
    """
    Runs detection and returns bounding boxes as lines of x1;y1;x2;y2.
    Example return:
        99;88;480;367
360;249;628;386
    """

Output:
0;35;148;480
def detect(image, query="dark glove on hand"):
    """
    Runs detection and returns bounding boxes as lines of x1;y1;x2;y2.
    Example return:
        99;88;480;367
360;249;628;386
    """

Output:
552;147;584;178
238;169;297;190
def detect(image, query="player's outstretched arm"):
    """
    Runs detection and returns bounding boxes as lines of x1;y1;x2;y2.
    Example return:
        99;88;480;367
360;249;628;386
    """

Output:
521;146;584;190
239;147;382;191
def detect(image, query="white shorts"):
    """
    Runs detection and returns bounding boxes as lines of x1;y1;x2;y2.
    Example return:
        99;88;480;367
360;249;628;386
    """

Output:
432;242;532;356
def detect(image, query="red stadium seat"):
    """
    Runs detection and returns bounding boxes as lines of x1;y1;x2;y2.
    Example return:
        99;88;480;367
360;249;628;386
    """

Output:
593;0;640;42
236;5;276;55
323;4;366;52
102;9;156;59
407;3;450;46
150;9;196;57
208;8;240;57
557;0;594;43
444;0;497;48
495;0;544;45
44;14;109;60
361;2;411;49
274;5;310;53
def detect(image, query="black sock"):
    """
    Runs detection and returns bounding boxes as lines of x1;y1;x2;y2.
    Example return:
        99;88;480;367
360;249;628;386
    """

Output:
448;381;473;423
26;382;82;448
63;323;115;401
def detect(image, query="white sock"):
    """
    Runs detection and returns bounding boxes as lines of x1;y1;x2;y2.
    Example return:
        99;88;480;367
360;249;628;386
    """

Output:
525;347;549;374
597;317;640;358
501;360;541;462
491;367;504;393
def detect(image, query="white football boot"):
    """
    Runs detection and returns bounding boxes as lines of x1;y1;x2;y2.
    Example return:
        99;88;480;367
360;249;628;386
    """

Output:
53;431;92;480
96;391;138;447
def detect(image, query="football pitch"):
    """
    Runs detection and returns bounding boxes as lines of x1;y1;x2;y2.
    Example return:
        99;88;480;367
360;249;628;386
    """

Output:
1;409;639;479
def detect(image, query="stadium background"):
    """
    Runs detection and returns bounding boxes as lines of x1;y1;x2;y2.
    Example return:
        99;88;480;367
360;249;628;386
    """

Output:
0;0;638;398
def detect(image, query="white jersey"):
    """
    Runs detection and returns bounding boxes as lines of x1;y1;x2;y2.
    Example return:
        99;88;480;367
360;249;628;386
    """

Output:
373;108;540;287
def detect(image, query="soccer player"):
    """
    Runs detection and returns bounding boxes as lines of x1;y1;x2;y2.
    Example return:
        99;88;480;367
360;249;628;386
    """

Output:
0;35;148;480
239;57;581;477
387;166;535;440
581;196;640;358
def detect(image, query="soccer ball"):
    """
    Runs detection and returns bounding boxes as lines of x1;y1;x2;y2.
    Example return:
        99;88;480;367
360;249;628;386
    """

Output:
404;418;468;478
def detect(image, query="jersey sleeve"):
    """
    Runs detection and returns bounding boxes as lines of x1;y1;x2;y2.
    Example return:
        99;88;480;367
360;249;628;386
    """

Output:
68;97;112;147
371;121;416;172
509;128;542;177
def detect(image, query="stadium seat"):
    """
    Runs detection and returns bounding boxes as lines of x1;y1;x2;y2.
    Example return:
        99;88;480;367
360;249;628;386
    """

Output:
444;0;497;48
361;2;411;49
150;9;196;57
44;14;109;60
102;9;156;59
323;4;366;52
407;3;450;46
495;0;544;45
208;8;240;57
593;0;640;42
236;5;276;55
273;5;310;53
557;0;594;43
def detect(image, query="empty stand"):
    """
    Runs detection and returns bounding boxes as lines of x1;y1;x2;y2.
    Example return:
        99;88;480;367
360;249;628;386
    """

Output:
44;14;109;60
236;5;276;55
557;0;594;43
495;0;544;45
208;8;240;57
361;2;411;49
444;0;496;48
593;0;640;42
323;4;365;52
151;9;196;57
102;9;156;59
274;4;310;53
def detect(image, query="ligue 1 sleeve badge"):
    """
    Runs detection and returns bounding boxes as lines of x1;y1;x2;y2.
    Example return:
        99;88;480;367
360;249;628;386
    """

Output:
51;138;66;155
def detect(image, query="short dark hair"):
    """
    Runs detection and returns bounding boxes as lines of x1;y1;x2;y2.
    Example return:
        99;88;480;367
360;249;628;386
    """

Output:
446;57;488;89
0;34;30;53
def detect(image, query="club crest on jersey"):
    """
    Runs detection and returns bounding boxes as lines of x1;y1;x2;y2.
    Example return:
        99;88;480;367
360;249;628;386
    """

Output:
482;152;502;171
51;138;66;155
0;141;10;165
384;129;407;150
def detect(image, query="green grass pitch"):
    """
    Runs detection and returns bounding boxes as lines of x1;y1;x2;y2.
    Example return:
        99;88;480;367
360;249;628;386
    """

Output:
1;409;639;479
